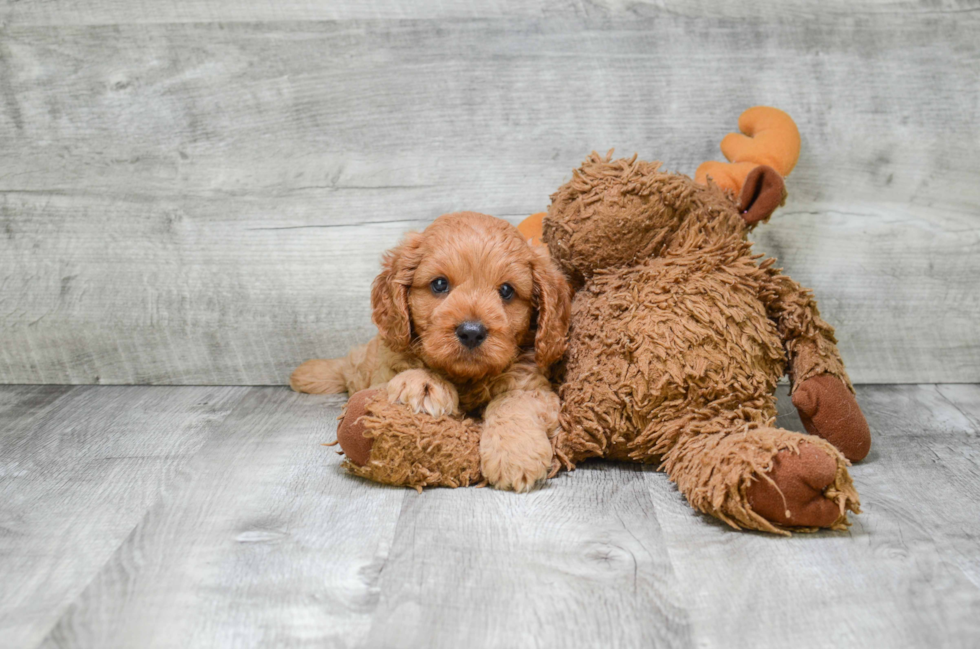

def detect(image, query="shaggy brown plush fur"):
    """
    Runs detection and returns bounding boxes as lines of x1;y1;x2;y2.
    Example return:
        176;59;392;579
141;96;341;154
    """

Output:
542;153;863;534
341;389;483;490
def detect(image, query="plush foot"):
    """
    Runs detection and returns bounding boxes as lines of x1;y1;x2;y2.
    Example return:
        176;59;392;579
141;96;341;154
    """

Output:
792;374;871;462
334;388;483;489
746;442;844;528
335;389;379;466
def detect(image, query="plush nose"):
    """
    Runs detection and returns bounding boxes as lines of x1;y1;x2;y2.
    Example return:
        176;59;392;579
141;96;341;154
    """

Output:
455;321;488;349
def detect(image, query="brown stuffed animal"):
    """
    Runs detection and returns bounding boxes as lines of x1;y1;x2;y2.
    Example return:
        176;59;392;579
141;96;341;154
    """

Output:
332;107;871;534
542;107;870;534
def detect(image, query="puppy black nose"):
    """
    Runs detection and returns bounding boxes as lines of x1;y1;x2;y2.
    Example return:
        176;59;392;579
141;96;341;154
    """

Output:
455;321;488;349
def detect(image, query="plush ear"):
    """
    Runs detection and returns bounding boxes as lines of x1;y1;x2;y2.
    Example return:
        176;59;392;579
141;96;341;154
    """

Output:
370;232;424;352
530;247;572;369
739;165;787;226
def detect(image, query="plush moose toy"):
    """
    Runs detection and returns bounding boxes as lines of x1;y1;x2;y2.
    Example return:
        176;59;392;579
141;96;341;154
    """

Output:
320;107;871;535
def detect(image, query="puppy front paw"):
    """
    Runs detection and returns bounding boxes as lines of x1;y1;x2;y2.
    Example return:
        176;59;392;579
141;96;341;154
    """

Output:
386;369;459;417
480;428;553;493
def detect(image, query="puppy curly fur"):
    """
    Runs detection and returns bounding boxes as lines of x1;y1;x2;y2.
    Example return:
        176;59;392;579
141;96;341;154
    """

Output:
291;212;571;492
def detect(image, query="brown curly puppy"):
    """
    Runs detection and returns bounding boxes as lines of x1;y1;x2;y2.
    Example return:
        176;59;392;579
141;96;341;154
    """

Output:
543;154;870;534
291;212;571;492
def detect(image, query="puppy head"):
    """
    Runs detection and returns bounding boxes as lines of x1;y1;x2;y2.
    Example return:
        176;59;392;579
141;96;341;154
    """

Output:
371;212;571;381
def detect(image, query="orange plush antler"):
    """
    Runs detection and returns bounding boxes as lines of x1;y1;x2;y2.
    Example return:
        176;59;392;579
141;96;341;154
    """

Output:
518;212;547;246
695;106;800;195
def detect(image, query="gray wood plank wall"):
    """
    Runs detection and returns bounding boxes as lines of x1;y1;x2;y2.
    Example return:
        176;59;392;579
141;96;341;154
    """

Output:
1;1;978;385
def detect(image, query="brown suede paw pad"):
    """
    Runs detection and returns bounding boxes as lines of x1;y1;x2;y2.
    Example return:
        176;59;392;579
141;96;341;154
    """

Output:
746;443;845;529
793;374;871;462
336;389;380;466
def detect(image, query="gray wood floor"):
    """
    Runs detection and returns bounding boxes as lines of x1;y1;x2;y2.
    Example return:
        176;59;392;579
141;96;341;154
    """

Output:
1;384;978;648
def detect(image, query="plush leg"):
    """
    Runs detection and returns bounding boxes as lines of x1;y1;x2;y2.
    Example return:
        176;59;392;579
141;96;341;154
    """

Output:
764;272;872;461
661;422;860;535
335;389;482;489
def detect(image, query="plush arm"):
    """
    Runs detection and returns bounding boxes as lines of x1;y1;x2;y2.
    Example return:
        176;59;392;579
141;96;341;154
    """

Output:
765;272;852;393
763;271;871;461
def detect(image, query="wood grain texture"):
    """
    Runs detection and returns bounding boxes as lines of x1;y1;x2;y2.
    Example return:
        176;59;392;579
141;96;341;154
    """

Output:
0;2;978;385
0;384;248;649
362;465;691;648
39;389;407;649
1;383;978;648
649;384;980;649
2;0;977;25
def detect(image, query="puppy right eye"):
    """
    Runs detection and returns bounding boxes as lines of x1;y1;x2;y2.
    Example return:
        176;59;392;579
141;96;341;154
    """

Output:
430;277;450;295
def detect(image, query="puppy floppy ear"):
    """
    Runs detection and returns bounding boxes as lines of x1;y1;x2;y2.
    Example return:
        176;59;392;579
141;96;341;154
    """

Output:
530;246;572;369
371;231;424;352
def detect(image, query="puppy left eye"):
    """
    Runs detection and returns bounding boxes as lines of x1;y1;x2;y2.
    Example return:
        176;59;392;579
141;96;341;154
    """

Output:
430;277;450;295
498;283;515;301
